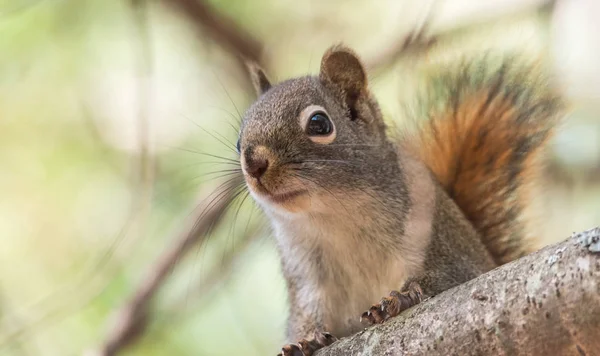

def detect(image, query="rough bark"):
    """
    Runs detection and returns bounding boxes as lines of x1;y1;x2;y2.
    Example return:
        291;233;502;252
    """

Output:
317;228;600;356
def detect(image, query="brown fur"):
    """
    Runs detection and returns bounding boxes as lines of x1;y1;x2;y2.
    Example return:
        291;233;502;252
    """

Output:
402;57;564;265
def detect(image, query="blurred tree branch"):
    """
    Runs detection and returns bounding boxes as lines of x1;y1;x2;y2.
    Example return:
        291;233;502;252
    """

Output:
0;1;157;349
90;176;244;356
163;0;266;90
366;0;557;73
163;0;263;64
365;0;437;72
88;1;266;354
146;220;264;330
317;228;600;356
166;221;263;314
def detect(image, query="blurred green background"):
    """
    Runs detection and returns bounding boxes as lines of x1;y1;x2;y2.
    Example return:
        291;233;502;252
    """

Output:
0;0;599;355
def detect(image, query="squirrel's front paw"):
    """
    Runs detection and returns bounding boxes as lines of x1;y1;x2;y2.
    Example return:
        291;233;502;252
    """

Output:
360;281;423;325
276;332;337;356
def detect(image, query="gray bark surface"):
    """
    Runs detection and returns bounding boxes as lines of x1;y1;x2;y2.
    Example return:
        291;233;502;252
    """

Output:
317;228;600;356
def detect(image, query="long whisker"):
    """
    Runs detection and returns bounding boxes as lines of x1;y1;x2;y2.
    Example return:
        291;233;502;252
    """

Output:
182;171;243;191
151;169;242;209
178;114;239;155
212;69;243;124
182;160;240;167
210;184;248;272
189;171;242;184
162;161;240;177
299;159;354;164
206;106;242;132
328;143;379;147
225;189;252;265
242;197;259;237
165;146;239;164
189;168;242;178
185;178;246;307
211;129;240;156
293;171;400;222
186;176;245;248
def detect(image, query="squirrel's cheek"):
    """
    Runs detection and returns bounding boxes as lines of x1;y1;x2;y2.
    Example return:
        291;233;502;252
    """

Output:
274;195;313;213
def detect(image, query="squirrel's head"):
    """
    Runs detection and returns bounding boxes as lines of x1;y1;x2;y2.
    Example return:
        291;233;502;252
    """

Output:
238;45;395;214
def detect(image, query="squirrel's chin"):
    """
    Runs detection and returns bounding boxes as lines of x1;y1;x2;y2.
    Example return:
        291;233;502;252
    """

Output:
249;188;312;213
270;189;307;202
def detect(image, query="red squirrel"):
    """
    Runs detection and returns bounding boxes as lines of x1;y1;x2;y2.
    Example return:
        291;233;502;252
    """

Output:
236;45;563;355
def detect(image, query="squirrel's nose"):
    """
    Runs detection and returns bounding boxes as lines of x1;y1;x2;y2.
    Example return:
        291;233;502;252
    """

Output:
245;156;269;179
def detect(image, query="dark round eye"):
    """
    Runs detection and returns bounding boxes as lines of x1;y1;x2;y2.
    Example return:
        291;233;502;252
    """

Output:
306;113;333;136
236;138;241;154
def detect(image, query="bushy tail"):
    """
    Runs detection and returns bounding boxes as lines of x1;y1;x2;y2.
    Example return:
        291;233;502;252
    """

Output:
403;56;565;265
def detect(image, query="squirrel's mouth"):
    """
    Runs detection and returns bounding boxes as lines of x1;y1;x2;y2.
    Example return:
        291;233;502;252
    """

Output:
247;181;308;204
266;189;308;204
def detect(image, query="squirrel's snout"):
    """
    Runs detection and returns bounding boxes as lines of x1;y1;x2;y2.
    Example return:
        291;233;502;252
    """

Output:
245;156;269;179
242;145;270;179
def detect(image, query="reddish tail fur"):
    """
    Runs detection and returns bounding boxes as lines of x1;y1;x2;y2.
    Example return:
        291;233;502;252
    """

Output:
403;56;564;265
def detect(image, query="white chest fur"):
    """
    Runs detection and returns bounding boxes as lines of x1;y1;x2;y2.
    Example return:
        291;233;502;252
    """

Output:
267;152;435;338
274;215;414;336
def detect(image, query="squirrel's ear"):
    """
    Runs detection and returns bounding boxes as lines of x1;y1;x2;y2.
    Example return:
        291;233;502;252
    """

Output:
246;62;272;96
319;45;367;105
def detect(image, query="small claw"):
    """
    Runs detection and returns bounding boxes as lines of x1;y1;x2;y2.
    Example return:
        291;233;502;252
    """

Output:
379;293;400;318
369;304;385;323
279;332;337;356
298;339;311;353
360;303;388;325
410;282;424;301
360;282;425;326
315;331;337;346
360;310;375;325
281;344;304;356
292;346;304;356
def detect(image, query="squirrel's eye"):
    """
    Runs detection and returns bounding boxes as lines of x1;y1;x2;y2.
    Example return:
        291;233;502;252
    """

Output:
306;113;333;136
299;105;336;144
236;138;241;154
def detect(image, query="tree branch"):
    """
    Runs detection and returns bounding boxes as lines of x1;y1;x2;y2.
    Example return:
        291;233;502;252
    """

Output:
163;0;264;65
84;1;265;354
161;222;263;319
89;176;243;356
366;0;557;72
162;0;267;92
317;228;600;356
